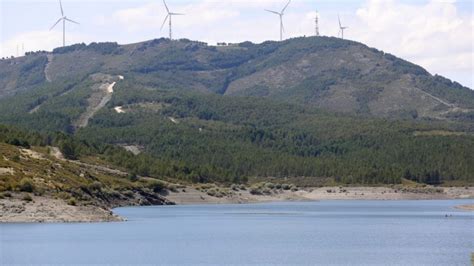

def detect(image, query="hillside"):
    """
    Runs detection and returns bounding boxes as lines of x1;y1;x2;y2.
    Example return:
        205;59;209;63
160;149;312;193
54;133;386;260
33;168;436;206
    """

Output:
0;37;473;187
1;37;473;120
0;125;177;221
2;128;471;222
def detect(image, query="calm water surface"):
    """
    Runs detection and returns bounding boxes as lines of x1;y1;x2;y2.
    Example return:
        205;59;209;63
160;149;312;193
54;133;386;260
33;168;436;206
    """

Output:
1;200;473;265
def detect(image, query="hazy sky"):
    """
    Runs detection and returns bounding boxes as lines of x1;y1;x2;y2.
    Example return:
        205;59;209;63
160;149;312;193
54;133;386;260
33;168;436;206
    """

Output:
1;0;473;88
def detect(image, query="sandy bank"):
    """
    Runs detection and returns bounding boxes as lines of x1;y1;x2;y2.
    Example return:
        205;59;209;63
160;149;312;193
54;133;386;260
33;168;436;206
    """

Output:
165;186;474;205
455;204;474;211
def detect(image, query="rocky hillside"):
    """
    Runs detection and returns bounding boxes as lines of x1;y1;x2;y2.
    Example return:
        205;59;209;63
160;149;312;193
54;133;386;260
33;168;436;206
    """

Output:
1;37;473;120
0;137;173;222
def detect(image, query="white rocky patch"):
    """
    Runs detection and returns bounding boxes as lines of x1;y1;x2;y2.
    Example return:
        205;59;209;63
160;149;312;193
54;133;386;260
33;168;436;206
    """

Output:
114;106;125;113
168;117;179;124
106;82;116;93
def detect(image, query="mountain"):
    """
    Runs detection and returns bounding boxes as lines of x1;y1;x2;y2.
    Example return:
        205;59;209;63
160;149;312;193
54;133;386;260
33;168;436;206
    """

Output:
0;37;473;186
1;36;473;119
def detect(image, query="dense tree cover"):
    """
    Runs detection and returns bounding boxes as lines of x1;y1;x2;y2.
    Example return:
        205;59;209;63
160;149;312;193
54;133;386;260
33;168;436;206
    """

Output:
0;54;48;99
1;73;474;186
0;74;92;133
76;87;474;185
415;75;474;108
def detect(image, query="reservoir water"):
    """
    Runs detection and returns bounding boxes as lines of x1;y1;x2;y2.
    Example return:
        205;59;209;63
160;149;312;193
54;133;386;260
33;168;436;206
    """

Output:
1;200;473;265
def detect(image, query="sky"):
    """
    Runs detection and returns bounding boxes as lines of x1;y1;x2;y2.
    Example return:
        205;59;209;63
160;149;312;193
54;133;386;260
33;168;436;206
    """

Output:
0;0;473;88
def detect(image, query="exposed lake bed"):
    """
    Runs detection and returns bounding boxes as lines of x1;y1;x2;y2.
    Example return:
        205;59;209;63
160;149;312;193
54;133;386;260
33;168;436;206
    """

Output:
1;185;473;223
1;200;473;265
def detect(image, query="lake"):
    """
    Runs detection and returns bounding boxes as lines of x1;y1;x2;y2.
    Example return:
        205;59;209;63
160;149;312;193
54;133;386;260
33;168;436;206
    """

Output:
1;200;473;265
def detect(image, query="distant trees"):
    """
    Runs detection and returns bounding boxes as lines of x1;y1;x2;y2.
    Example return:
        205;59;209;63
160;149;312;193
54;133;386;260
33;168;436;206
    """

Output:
59;140;78;160
52;42;119;55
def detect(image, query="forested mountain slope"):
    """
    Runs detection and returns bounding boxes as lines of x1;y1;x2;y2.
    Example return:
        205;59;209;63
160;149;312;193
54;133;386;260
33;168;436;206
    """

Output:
1;37;473;120
0;37;473;186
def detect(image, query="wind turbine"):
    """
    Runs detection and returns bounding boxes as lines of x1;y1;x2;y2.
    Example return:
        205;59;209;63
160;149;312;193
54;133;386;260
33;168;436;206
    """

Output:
161;0;185;40
50;0;79;47
265;0;291;41
338;14;348;39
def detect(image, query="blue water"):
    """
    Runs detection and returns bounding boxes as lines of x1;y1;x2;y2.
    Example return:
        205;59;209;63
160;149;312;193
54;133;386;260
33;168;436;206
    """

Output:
1;200;473;265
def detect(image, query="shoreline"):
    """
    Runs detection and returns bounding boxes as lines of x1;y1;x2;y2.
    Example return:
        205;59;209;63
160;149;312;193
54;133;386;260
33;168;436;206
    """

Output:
1;186;472;223
165;186;474;205
455;204;474;211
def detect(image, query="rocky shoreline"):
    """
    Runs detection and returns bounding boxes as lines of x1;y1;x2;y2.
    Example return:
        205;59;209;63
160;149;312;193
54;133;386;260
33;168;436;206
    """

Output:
1;186;472;223
0;186;175;223
0;195;123;223
166;186;474;204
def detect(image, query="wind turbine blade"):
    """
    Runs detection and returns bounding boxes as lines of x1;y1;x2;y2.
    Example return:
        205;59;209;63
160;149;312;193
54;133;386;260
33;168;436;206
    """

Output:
281;0;291;13
65;18;79;24
163;0;170;13
160;14;169;30
265;9;280;15
338;14;342;28
50;18;62;30
59;0;64;16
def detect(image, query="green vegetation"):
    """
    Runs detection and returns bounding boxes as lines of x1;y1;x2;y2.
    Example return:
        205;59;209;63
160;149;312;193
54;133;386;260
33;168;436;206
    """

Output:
1;82;474;186
19;178;35;193
0;37;473;187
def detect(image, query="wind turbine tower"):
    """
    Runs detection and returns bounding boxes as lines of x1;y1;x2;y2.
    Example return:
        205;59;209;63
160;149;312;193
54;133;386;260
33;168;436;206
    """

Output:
50;0;79;47
161;0;185;40
338;14;348;39
315;11;320;36
265;0;291;41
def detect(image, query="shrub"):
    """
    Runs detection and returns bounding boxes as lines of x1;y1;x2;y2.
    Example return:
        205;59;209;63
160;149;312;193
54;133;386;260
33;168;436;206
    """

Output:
265;183;275;189
22;194;33;202
128;173;138;182
56;191;71;200
68;198;77;206
19;178;35;192
168;185;178;193
12;155;20;162
249;187;262;195
206;188;217;197
59;140;78;160
123;190;134;198
89;181;103;192
207;188;225;198
147;180;166;192
6;138;30;148
282;184;291;190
